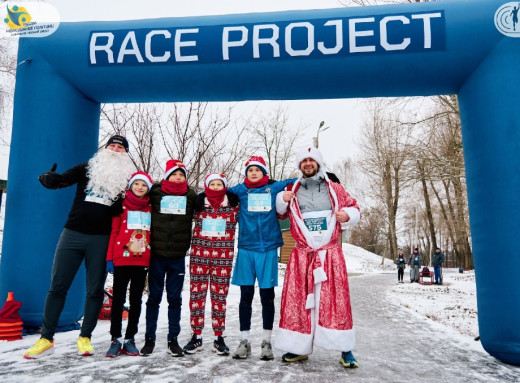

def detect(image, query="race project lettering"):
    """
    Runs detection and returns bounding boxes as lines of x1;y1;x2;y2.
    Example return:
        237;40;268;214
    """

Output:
89;11;444;66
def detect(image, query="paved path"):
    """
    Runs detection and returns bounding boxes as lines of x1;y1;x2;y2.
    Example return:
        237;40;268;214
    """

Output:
2;273;520;382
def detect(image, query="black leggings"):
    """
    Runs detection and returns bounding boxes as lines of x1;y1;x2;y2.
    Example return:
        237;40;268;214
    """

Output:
239;285;275;331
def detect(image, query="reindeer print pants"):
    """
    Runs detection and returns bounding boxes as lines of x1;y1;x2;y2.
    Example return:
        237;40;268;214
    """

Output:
188;248;234;336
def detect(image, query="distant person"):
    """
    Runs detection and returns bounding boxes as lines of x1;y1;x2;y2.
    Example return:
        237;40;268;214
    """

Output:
394;252;406;283
511;5;519;31
24;135;134;359
408;248;422;283
227;156;296;361
140;160;196;357
275;147;361;368
105;171;153;358
432;247;445;285
183;173;239;356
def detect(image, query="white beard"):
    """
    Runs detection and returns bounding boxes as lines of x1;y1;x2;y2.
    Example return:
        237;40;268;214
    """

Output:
86;149;135;201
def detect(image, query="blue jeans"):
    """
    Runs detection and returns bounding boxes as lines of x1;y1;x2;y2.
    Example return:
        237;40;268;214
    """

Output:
434;266;442;284
145;256;185;341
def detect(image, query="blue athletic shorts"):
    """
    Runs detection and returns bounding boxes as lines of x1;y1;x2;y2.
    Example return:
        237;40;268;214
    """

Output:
231;248;278;288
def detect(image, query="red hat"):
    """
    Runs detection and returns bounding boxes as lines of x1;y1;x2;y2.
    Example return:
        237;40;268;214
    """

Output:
205;173;228;188
244;156;268;176
128;171;153;190
165;159;187;180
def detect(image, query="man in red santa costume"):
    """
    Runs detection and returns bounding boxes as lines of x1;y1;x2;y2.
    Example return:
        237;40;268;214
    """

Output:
275;146;361;368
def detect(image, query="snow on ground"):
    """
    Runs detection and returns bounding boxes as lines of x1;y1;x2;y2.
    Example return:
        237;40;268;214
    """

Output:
343;243;396;274
343;242;479;340
1;237;520;381
387;269;479;338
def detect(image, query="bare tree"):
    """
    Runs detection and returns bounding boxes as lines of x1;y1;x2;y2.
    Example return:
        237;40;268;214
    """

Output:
0;39;17;144
401;95;472;267
159;102;251;189
101;103;162;176
246;105;302;180
100;102;251;188
350;205;387;255
358;99;413;260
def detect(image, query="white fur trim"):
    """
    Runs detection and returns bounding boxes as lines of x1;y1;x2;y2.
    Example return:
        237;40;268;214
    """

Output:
275;191;289;215
340;207;360;228
165;165;187;180
313;267;327;284
295;147;324;170
205;173;228;188
314;325;355;352
274;328;314;355
129;174;152;190
245;160;267;175
305;293;315;309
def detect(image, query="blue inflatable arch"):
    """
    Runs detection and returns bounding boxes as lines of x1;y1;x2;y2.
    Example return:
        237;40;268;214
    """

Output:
1;0;519;365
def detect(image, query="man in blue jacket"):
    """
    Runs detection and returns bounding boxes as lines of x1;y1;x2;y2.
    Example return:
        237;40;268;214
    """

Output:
432;247;445;284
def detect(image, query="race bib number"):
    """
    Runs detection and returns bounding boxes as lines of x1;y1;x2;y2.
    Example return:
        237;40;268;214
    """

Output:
247;193;271;212
201;217;226;237
127;211;151;230
303;217;328;236
160;196;187;214
85;189;113;206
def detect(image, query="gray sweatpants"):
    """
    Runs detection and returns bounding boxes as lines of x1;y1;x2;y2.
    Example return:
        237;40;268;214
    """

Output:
41;228;109;340
410;265;420;282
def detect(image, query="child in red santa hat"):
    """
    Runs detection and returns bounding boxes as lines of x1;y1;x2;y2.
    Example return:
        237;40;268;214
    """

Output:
141;160;196;357
105;171;153;358
182;173;239;356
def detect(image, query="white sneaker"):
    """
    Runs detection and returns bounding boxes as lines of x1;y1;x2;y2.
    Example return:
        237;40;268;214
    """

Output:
260;340;274;360
232;339;251;359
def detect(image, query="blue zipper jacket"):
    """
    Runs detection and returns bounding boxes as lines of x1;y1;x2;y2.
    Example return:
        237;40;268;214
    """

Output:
229;178;296;252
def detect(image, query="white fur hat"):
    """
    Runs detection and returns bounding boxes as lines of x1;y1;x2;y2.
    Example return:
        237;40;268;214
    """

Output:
295;147;324;169
205;173;228;188
128;171;153;190
244;156;268;176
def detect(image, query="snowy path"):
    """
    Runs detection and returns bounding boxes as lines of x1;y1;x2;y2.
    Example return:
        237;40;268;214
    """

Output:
2;273;520;382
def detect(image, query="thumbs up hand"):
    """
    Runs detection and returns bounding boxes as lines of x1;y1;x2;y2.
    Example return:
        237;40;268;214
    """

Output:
38;163;63;189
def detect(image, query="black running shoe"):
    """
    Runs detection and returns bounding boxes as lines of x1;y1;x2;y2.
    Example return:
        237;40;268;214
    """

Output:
140;338;155;356
168;337;184;357
183;334;203;354
212;336;229;356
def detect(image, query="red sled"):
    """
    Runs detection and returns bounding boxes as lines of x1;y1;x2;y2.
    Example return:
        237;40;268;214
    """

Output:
98;289;129;320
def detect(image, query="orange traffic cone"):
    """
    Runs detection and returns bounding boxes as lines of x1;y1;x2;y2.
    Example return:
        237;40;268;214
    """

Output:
0;292;23;341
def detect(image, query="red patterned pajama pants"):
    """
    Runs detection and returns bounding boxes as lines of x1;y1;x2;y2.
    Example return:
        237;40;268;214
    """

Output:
189;248;233;336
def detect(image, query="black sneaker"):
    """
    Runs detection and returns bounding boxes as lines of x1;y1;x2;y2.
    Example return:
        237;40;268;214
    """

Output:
212;336;229;356
282;352;308;362
140;338;155;356
183;334;203;354
168;337;184;357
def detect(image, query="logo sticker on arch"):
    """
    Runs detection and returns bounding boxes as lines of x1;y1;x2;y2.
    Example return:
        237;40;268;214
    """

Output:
495;2;520;37
1;2;60;38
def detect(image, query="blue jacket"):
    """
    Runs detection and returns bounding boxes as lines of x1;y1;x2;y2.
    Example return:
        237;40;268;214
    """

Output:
229;178;296;252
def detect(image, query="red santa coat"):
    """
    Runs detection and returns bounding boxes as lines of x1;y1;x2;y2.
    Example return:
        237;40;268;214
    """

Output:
275;175;360;355
106;201;152;267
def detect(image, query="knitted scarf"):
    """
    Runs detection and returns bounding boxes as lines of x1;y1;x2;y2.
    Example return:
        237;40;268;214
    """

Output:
161;180;188;195
123;189;149;210
244;175;269;189
205;187;227;209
